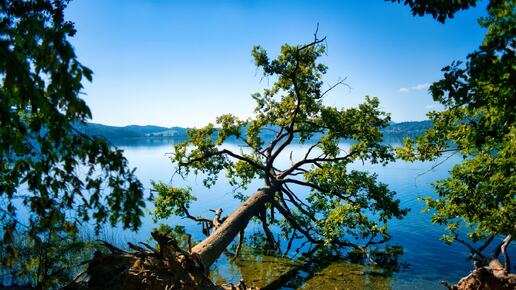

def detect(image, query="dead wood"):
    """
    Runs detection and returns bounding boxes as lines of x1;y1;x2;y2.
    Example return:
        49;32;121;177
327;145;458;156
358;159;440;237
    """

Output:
62;231;254;290
441;235;515;290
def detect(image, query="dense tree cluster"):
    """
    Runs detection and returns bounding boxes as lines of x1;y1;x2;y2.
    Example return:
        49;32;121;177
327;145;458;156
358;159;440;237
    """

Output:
0;0;145;287
396;0;515;287
397;0;515;254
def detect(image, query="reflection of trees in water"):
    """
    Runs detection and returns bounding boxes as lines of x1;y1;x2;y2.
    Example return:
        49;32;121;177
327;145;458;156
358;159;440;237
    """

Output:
0;229;96;288
203;231;402;289
155;224;405;289
2;223;403;288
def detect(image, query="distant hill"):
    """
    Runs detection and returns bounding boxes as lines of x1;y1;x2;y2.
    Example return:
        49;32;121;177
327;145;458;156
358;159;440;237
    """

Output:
382;120;433;138
75;123;171;139
77;120;432;141
144;127;189;137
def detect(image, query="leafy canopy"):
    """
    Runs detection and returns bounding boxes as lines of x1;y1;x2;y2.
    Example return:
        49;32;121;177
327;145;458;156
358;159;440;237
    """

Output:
154;35;407;257
396;0;515;244
0;0;145;285
389;0;479;23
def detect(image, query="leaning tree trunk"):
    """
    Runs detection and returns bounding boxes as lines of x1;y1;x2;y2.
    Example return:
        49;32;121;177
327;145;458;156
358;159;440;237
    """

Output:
64;187;275;290
191;186;275;269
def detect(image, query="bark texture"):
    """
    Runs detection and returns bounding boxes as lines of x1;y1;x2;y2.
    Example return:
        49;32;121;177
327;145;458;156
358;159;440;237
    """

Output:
62;232;251;290
191;187;274;269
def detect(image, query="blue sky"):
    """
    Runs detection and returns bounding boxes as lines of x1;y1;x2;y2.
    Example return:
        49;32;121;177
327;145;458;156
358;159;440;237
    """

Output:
65;0;487;127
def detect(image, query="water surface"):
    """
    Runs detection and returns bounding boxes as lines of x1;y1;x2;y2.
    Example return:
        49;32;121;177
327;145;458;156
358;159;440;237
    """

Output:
110;138;498;289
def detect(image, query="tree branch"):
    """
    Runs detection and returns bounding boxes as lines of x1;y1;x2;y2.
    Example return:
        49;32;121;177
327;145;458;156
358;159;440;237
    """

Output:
320;78;350;99
455;235;485;259
232;230;244;260
238;135;267;159
181;149;265;171
495;234;512;273
278;150;358;179
272;201;318;244
478;235;495;253
280;178;328;194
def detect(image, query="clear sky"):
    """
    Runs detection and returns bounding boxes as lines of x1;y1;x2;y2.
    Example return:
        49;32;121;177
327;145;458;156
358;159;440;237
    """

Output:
65;0;487;128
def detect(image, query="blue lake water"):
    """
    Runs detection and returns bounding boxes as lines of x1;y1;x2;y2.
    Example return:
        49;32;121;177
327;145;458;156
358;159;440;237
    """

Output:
106;138;504;289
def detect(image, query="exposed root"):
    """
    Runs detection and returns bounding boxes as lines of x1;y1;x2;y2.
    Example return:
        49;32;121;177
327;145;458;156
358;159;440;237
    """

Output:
62;231;254;290
441;259;516;290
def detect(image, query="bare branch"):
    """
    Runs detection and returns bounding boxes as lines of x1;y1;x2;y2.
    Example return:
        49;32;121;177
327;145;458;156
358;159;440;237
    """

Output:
281;187;318;225
478;235;495;253
281;178;353;205
179;203;212;225
259;208;279;252
304;141;321;161
266;127;286;158
298;36;326;52
232;230;244;261
320;77;350;99
416;151;458;178
261;127;280;134
283;183;311;209
238;135;267;159
455;235;485;259
281;178;329;194
495;234;512;272
284;229;297;257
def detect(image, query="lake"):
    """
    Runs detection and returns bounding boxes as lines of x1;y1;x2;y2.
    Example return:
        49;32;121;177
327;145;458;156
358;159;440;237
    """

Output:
106;138;498;290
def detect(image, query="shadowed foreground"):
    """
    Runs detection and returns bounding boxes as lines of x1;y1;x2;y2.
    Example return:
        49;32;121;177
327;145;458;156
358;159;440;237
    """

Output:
63;232;247;290
60;232;515;290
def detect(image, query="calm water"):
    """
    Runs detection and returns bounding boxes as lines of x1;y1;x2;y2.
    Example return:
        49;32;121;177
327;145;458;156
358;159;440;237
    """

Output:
107;138;495;290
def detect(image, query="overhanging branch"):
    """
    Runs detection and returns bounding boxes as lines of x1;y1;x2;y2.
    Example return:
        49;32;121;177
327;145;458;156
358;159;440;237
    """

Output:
181;149;265;171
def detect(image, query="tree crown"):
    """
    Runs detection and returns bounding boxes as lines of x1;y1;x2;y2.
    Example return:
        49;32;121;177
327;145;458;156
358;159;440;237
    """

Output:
155;36;407;257
396;0;515;244
0;0;145;284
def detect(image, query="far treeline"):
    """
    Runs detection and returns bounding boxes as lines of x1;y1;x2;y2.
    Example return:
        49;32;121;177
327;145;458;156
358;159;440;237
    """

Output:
0;0;514;290
76;120;433;141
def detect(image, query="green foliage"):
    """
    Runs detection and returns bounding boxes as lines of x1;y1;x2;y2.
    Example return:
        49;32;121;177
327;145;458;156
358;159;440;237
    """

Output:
0;229;96;288
397;0;515;243
155;36;407;254
152;182;196;220
389;0;479;23
0;0;145;286
307;170;404;245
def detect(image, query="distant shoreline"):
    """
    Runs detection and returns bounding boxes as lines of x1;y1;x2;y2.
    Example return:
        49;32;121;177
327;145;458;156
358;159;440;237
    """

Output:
76;120;433;142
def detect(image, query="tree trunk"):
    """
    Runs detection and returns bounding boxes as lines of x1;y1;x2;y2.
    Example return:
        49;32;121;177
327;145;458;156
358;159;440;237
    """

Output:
62;186;275;290
191;186;275;269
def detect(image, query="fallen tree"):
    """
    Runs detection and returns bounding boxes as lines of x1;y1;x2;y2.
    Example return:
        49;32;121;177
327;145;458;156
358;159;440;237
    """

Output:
68;34;408;289
63;231;248;290
154;33;408;270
